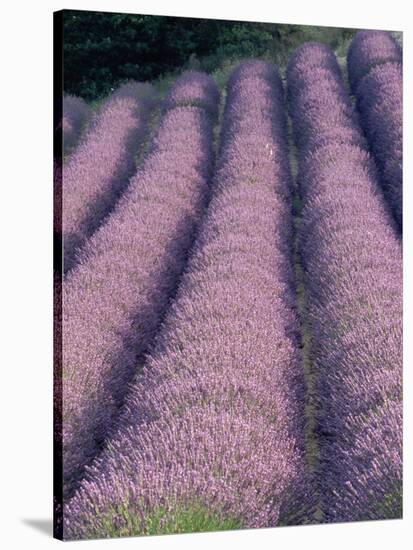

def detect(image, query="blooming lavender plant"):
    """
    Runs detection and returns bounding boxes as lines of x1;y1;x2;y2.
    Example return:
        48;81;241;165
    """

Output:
288;43;402;522
347;30;402;92
163;71;220;118
61;72;218;501
63;60;309;540
62;82;157;272
62;95;91;155
348;32;402;230
288;44;366;157
53;160;62;237
287;42;343;98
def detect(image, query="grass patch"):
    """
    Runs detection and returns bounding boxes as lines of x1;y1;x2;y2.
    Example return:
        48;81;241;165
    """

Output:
143;504;242;535
90;501;242;539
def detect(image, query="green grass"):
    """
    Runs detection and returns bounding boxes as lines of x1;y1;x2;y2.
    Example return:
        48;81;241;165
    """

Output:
88;501;242;539
143;504;242;536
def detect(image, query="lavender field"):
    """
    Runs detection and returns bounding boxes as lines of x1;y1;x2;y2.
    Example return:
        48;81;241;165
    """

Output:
54;29;402;540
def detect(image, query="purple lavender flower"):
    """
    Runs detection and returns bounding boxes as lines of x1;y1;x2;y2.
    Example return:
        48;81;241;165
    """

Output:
288;43;402;522
53;160;62;236
348;32;402;230
62;82;157;272
163;71;220;118
63;61;309;540
347;30;402;92
61;73;218;501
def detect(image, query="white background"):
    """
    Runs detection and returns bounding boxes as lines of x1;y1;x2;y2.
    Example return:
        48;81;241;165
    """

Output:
0;0;411;548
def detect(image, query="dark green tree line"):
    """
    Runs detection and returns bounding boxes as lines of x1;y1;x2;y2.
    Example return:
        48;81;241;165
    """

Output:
62;10;356;100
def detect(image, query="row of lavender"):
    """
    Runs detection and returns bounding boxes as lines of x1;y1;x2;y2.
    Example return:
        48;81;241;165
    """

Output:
63;60;310;539
62;82;157;272
348;31;402;230
61;72;219;501
288;42;402;522
57;31;402;538
61;71;220;162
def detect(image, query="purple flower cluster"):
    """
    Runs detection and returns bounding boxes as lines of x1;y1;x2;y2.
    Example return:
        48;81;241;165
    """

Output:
62;82;157;272
163;71;220;118
63;60;308;540
61;72;218;501
62;95;91;155
348;32;402;230
53;160;62;236
288;42;367;156
53;269;63;538
347;30;402;92
288;43;402;522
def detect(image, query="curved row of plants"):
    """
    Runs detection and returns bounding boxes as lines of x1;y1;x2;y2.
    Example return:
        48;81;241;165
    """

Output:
62;82;157;271
348;30;402;230
62;72;219;500
56;31;403;538
288;42;402;522
63;60;309;540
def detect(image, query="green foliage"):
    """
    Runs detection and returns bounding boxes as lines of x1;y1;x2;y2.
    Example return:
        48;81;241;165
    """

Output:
89;501;242;538
369;488;403;520
143;504;242;535
62;10;357;101
63;10;222;100
268;24;355;68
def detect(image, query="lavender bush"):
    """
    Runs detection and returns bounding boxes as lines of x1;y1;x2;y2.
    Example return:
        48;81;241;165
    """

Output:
53;160;62;237
288;43;402;522
287;42;342;98
53;269;63;538
62;82;157;272
61;72;218;500
163;71;220;118
63;60;309;540
62;95;91;155
348;32;402;230
347;30;402;92
288;43;367;157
